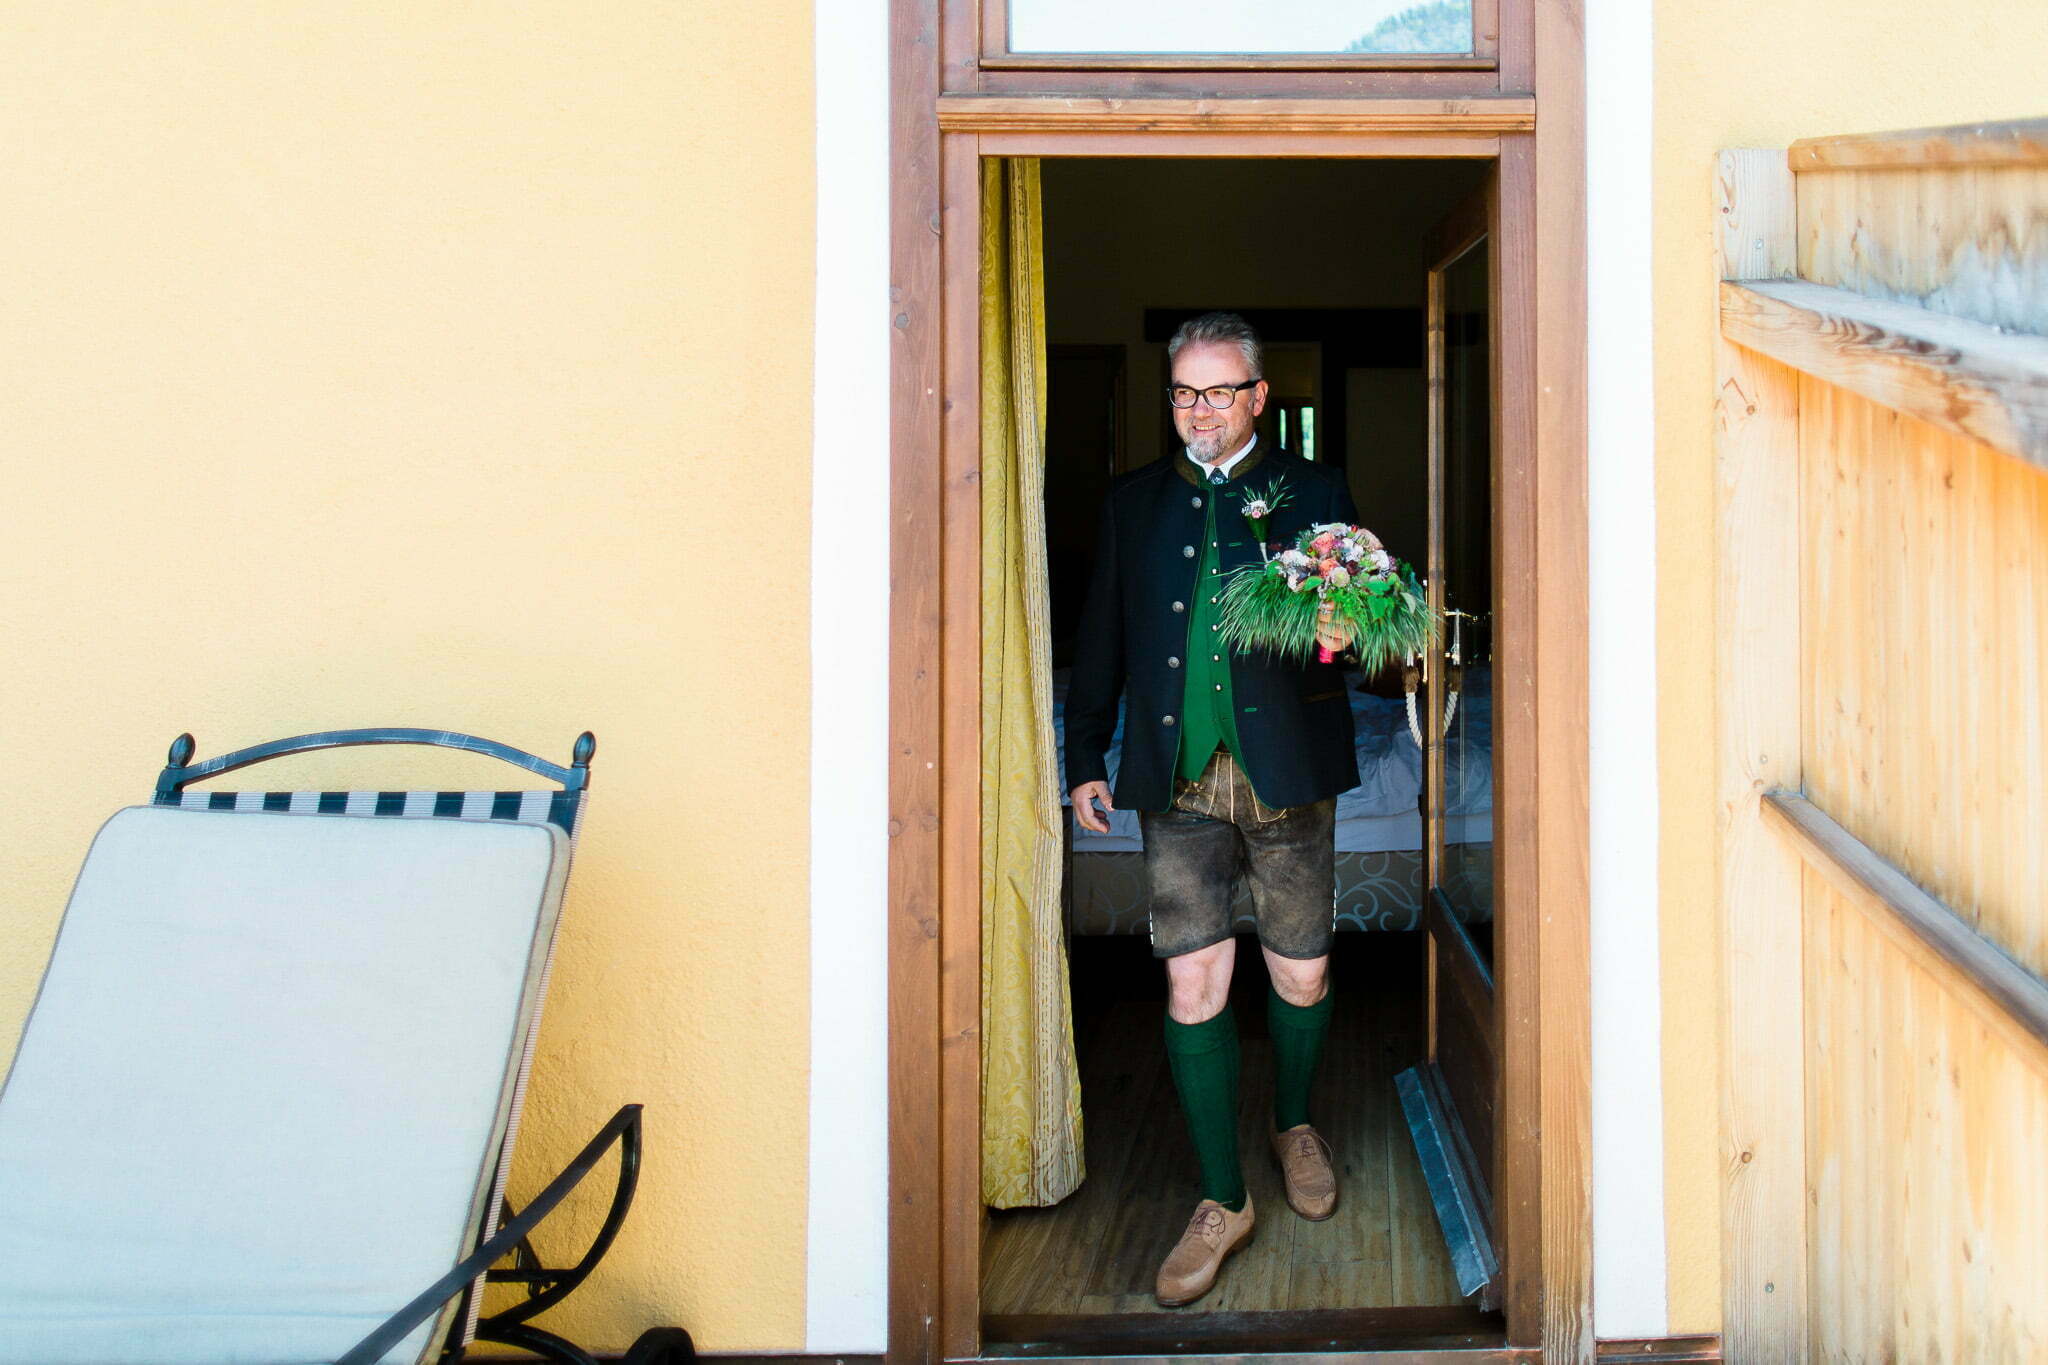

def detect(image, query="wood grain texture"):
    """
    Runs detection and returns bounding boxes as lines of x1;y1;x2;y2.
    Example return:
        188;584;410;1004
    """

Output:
1719;279;2048;467
1530;0;1592;1352
977;0;1501;69
1592;1336;1723;1362
1789;117;2048;171
1777;136;2048;1363
983;1306;1503;1354
973;0;1504;78
970;132;1503;160
939;131;987;1363
958;0;1525;99
934;96;1534;134
1803;869;2048;1362
1711;147;1808;1365
1794;159;2048;337
982;985;1467;1319
890;3;946;1363
1488;136;1543;1350
970;69;1515;100
1762;792;2048;1053
1799;379;2048;980
977;54;1498;73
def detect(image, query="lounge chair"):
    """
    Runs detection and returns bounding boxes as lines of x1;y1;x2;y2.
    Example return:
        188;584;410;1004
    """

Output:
0;728;693;1365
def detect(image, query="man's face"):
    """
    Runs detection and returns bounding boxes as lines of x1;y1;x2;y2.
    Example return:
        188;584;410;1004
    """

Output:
1170;340;1267;465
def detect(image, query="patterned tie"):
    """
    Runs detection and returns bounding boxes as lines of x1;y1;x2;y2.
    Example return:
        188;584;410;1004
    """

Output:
1209;469;1227;486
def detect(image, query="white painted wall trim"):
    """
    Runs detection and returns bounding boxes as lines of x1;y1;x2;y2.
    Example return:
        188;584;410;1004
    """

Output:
805;0;890;1350
807;1;1666;1342
1585;0;1670;1339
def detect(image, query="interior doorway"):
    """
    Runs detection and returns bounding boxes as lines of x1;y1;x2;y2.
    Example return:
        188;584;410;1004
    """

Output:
985;156;1504;1350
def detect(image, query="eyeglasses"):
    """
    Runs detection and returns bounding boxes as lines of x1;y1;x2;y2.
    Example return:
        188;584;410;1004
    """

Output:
1166;379;1262;410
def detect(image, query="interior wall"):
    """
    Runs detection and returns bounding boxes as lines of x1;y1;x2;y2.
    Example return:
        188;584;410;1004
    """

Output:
1040;158;1487;585
0;2;815;1352
1650;0;2048;1335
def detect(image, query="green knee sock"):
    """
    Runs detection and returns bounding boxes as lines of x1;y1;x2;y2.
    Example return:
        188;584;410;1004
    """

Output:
1163;1005;1245;1212
1268;984;1334;1132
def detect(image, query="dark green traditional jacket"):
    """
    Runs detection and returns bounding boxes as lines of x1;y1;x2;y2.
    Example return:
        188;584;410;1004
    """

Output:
1064;443;1362;813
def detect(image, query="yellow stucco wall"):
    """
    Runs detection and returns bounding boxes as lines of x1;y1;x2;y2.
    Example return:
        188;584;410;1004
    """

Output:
0;2;814;1351
1652;2;2048;1334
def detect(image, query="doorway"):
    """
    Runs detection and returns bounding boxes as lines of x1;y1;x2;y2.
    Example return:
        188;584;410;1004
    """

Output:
886;94;1589;1365
985;156;1501;1348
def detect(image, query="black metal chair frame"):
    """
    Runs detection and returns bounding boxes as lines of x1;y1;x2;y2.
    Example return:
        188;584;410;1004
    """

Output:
153;728;691;1365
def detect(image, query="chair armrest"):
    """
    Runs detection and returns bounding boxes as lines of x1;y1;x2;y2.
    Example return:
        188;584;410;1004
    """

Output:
336;1104;643;1365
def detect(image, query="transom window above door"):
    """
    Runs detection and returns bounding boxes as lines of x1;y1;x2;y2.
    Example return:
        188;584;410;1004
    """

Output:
1001;0;1484;60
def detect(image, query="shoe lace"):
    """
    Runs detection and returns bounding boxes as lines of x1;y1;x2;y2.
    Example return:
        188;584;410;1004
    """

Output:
1289;1129;1332;1164
1183;1205;1227;1245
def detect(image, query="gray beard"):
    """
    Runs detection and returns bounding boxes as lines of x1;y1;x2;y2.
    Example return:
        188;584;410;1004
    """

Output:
1186;430;1231;462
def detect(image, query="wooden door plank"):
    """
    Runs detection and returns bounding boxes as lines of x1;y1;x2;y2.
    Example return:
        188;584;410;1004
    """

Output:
1286;984;1398;1308
1712;146;1808;1363
1719;278;2048;468
1788;117;2048;171
984;999;1169;1313
888;3;947;1361
938;128;987;1364
1762;792;2048;1055
933;96;1537;135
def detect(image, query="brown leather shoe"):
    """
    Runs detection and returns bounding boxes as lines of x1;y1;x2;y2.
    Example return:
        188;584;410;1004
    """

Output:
1271;1124;1338;1220
1154;1193;1255;1307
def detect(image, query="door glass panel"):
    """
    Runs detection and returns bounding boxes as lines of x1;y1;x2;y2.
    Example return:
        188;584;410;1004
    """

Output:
1438;239;1492;963
1008;0;1475;56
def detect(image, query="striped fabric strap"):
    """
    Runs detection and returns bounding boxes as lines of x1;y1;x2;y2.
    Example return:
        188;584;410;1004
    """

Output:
159;788;581;838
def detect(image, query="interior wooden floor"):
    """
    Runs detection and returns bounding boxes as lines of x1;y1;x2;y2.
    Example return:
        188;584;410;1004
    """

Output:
983;931;1470;1323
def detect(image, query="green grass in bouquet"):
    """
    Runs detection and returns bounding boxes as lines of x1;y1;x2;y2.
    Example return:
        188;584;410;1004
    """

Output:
1216;517;1437;671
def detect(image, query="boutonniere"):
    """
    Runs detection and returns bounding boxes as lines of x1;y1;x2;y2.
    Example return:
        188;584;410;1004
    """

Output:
1238;476;1292;562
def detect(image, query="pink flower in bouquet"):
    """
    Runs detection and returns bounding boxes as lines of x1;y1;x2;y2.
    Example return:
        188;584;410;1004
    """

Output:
1310;532;1336;554
1318;557;1339;575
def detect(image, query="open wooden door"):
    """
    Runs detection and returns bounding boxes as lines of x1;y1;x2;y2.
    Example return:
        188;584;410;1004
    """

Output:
1395;177;1501;1309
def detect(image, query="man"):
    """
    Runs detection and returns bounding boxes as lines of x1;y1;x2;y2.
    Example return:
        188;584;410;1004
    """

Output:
1065;312;1361;1307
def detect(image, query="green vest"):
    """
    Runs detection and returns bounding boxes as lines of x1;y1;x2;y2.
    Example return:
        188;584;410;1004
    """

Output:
1176;470;1246;782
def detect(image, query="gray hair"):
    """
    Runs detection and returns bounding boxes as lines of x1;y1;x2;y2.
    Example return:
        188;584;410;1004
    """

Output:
1166;311;1263;380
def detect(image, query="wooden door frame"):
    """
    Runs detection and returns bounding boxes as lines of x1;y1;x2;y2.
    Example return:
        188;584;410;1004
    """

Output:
888;5;1589;1362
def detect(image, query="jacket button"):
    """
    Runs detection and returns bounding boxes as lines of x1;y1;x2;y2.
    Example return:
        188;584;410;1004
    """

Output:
1191;496;1203;508
1171;600;1185;613
1167;656;1180;668
1183;545;1195;558
1162;715;1177;726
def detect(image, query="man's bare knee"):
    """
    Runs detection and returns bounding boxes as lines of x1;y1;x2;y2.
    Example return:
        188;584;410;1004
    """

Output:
1165;938;1236;1023
1263;949;1329;1007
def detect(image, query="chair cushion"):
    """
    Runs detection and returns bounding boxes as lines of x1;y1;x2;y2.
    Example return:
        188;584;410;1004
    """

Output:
0;805;569;1365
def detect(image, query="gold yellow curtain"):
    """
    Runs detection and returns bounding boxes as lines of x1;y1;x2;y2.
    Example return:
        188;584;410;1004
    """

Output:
979;157;1083;1208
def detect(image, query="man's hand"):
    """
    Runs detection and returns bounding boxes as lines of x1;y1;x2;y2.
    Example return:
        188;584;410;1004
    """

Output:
1071;781;1115;834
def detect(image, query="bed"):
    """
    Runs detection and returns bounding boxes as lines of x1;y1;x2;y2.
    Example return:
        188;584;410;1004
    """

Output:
1054;665;1494;936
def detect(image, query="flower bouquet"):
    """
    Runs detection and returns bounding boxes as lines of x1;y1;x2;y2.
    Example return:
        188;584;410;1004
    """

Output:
1216;520;1436;669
